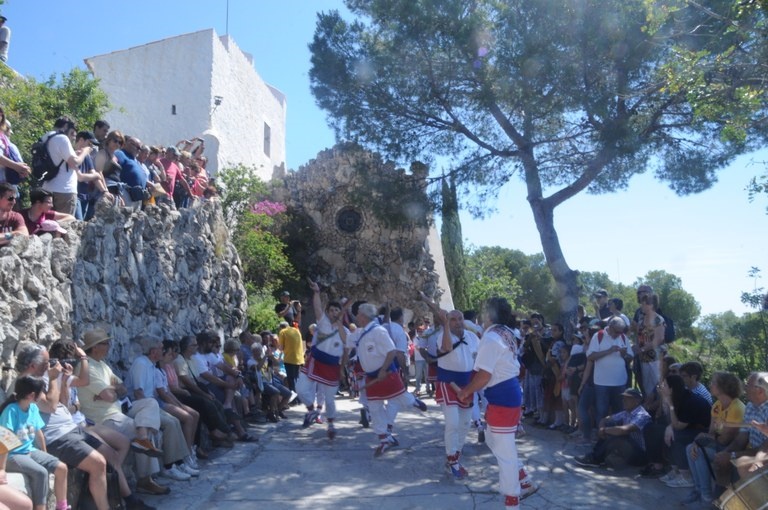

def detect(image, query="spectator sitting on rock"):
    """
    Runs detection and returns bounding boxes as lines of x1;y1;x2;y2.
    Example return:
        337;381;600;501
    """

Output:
76;328;169;497
0;181;27;245
21;188;74;236
575;388;651;468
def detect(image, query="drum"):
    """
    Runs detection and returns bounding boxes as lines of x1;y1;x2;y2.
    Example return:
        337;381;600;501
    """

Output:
718;470;768;510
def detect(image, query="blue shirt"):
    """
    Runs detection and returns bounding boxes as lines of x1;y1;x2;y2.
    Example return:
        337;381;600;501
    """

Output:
742;400;768;449
115;150;147;188
77;153;95;196
0;402;45;454
607;405;652;451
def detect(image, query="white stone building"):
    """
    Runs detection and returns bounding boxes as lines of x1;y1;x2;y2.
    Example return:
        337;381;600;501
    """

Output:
85;29;286;180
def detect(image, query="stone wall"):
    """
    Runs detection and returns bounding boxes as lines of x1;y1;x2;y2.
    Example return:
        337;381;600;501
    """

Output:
272;143;452;319
0;200;247;372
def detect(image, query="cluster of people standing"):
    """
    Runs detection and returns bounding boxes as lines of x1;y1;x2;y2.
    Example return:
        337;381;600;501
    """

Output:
0;112;217;245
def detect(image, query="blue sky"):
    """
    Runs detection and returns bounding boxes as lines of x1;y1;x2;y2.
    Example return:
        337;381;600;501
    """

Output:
3;0;766;317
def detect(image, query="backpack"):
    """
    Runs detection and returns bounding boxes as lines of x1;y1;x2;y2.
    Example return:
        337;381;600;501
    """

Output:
30;133;65;182
660;313;676;343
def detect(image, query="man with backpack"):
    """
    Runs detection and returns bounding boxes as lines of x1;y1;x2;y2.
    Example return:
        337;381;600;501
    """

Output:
587;317;633;425
38;117;95;215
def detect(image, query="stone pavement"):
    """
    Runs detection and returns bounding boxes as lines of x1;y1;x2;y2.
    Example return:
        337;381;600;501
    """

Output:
139;394;687;510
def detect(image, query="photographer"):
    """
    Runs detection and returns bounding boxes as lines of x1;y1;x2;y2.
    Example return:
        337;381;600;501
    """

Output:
275;290;302;325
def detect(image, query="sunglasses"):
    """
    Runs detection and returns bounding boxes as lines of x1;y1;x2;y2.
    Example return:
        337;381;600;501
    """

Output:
3;195;16;202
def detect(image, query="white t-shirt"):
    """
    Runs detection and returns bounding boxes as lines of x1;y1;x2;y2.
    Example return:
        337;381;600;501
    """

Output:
586;331;630;386
473;325;520;388
313;314;346;357
438;329;479;372
41;132;78;194
129;355;159;399
352;323;396;373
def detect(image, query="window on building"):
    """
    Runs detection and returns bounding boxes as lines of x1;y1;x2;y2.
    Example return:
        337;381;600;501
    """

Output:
263;122;271;157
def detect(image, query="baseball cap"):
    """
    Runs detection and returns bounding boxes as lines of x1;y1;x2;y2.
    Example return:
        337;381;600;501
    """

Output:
593;289;608;298
77;131;100;146
280;290;290;297
166;146;181;157
621;388;643;400
39;220;67;235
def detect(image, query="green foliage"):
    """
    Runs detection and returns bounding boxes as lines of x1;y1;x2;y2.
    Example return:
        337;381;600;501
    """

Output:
217;165;296;295
440;176;470;310
0;67;109;203
245;289;282;333
217;164;269;225
634;270;701;337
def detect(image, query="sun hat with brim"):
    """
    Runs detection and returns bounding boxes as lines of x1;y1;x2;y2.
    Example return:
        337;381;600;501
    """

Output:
82;328;111;351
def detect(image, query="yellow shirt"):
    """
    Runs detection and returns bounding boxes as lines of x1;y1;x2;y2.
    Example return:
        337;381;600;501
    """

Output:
78;357;124;424
279;327;304;365
712;398;746;435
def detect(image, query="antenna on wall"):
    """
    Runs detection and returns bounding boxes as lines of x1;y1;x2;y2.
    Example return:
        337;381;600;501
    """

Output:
225;0;230;36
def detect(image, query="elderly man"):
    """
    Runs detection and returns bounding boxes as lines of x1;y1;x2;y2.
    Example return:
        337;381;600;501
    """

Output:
575;388;652;467
77;329;169;496
713;372;768;486
587;317;633;424
15;340;154;510
344;303;427;457
128;335;199;481
296;279;348;438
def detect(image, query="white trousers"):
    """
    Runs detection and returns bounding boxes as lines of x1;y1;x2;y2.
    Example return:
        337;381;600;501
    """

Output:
485;428;520;498
368;392;414;436
442;403;472;455
296;372;338;419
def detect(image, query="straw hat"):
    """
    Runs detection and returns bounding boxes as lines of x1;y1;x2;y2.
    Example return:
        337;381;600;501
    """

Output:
82;328;110;351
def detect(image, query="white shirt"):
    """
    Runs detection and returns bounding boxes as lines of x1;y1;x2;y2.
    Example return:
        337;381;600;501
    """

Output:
41;132;78;194
438;329;479;372
473;325;520;388
586;331;630;386
313;314;346;357
352;323;396;373
386;322;410;366
129;355;159;399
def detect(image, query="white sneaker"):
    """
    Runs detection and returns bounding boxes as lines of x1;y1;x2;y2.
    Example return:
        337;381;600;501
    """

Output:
160;465;191;481
179;462;200;477
186;452;199;470
659;470;678;484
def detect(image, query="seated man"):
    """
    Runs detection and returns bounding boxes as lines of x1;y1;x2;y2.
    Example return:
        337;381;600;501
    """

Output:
128;335;199;482
713;372;768;485
76;328;169;496
575;388;651;467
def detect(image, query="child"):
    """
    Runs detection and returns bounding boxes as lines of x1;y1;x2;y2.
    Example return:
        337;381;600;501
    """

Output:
0;376;69;510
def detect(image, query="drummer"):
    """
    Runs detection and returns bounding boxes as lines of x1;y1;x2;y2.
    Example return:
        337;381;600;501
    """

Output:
713;372;768;484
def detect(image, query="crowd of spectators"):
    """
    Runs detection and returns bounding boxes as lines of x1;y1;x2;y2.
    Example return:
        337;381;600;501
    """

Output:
0;113;219;246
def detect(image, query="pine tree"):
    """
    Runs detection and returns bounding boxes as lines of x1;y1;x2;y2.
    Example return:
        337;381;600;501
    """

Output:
441;175;469;311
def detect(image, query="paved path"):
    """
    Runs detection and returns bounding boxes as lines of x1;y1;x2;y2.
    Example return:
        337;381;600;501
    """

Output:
139;394;687;509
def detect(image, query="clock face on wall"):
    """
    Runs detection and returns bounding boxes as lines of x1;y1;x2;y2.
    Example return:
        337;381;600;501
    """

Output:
336;207;363;234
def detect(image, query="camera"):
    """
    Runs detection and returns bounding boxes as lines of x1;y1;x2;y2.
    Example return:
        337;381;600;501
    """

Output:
61;358;78;366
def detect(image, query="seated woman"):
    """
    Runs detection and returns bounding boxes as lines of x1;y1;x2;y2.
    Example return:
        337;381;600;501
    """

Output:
155;341;203;464
0;377;68;510
683;371;745;507
659;374;712;488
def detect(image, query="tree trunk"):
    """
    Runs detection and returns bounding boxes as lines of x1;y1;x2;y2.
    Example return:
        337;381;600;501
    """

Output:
527;195;579;329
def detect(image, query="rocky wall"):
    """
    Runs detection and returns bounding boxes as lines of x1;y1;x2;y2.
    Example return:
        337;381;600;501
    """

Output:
272;143;448;318
0;200;247;370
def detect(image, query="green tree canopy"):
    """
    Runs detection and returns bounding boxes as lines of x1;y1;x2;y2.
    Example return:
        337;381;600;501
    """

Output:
309;0;755;323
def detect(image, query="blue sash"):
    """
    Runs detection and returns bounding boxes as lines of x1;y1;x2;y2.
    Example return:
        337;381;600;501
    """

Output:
365;361;398;378
310;345;340;366
484;377;522;408
437;367;472;386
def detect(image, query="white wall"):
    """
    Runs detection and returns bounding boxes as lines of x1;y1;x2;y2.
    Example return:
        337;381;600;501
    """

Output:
85;29;286;181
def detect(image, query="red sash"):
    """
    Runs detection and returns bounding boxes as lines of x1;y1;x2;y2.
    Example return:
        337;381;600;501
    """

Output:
365;372;405;400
